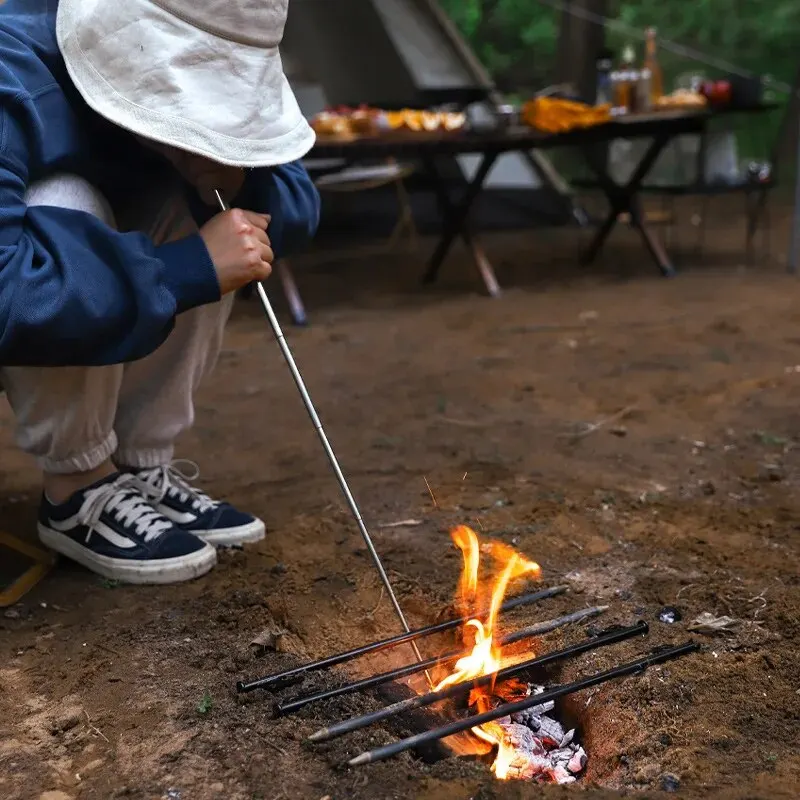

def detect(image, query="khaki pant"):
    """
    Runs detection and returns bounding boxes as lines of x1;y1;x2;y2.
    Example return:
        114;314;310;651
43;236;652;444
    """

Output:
0;174;232;473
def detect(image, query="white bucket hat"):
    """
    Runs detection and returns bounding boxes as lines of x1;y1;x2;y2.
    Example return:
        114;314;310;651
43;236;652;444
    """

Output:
56;0;316;167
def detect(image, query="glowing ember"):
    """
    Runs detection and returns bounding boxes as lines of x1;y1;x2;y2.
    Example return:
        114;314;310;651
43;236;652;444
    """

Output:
432;526;586;783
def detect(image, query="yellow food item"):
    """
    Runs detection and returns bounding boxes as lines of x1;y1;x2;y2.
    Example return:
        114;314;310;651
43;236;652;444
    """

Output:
421;111;441;131
404;111;424;131
655;89;707;108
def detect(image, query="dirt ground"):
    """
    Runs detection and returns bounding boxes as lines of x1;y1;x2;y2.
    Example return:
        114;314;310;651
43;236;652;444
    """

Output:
2;200;800;800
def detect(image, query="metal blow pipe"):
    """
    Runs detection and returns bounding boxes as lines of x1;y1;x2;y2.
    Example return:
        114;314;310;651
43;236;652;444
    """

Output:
213;189;423;665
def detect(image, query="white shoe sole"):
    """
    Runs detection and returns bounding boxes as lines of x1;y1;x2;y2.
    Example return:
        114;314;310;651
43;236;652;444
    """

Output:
38;524;218;585
191;518;266;547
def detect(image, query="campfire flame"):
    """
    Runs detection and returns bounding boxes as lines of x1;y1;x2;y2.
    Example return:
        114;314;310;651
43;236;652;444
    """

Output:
433;526;542;779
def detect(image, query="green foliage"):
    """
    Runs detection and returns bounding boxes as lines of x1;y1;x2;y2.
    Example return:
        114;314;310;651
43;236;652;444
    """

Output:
439;0;559;91
440;0;800;88
439;0;798;157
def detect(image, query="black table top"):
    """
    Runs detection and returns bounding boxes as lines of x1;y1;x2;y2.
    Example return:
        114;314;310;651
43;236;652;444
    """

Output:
309;103;778;160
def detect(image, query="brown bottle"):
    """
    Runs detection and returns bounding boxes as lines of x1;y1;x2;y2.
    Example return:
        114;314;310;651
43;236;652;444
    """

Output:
644;27;664;102
614;44;637;112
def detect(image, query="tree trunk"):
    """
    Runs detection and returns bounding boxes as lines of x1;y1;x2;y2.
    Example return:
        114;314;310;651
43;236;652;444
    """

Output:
555;0;608;102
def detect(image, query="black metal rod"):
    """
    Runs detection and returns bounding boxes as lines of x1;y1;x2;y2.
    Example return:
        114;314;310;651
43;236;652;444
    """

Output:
237;585;568;693
347;641;700;766
309;620;648;742
277;604;609;717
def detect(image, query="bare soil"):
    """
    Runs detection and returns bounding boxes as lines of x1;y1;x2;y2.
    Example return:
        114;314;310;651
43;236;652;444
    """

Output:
2;200;799;800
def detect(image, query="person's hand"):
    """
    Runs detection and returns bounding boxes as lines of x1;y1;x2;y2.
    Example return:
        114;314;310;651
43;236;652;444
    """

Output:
199;209;273;294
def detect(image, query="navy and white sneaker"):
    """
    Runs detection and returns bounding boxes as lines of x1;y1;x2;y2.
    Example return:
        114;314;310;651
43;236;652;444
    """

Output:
132;462;266;546
37;473;217;585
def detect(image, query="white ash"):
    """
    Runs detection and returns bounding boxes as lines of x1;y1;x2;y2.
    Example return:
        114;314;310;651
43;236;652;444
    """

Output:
498;685;586;784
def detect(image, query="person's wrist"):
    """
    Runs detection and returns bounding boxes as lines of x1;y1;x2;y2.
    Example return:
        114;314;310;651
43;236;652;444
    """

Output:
156;234;221;311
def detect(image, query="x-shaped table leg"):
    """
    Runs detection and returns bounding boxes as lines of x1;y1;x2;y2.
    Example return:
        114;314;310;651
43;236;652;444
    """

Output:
580;134;676;277
421;152;502;297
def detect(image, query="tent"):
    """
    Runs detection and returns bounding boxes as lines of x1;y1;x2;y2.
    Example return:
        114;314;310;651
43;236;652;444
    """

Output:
281;0;574;234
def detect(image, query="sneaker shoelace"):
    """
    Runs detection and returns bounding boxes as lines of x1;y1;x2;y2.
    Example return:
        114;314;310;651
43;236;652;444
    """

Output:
79;474;174;544
137;460;218;514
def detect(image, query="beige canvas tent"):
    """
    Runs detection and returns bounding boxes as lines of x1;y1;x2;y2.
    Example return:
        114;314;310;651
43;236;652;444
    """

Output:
282;0;560;198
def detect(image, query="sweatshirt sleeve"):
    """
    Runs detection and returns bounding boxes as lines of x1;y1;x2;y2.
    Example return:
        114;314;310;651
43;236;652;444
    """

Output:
242;161;321;259
0;108;221;368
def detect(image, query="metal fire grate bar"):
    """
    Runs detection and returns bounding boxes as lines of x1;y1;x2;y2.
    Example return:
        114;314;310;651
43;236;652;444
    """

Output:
276;605;609;717
307;620;649;742
237;585;568;693
346;641;700;766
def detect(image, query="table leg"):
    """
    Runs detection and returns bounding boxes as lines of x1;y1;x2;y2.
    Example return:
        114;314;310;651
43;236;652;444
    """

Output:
469;237;502;298
580;134;675;275
628;196;675;277
580;207;621;264
422;153;500;295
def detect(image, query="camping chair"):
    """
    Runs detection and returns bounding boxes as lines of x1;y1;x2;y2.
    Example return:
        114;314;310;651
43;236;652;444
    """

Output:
0;532;55;606
243;158;418;325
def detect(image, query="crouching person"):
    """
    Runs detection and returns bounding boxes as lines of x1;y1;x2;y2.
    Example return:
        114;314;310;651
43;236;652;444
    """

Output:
0;0;319;583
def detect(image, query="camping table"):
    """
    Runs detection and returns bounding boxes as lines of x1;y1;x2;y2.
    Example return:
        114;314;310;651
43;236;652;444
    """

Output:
310;106;768;295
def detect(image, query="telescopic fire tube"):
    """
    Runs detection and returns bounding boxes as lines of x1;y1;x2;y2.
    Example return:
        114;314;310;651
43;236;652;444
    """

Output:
238;585;568;694
347;641;701;766
308;620;648;742
276;604;608;716
214;189;422;665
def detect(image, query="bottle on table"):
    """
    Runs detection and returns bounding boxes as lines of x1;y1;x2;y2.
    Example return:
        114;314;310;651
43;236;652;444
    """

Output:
643;27;664;103
638;66;653;112
613;44;638;113
595;48;614;106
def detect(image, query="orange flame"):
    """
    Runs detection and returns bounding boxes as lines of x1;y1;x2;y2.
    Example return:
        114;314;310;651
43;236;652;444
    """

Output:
434;526;542;779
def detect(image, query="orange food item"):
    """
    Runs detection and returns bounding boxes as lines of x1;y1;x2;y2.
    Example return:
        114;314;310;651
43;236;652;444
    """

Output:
521;97;611;133
384;111;406;131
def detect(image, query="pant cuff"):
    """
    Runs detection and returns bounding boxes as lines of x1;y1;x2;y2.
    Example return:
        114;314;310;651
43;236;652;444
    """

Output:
39;432;118;475
114;445;175;470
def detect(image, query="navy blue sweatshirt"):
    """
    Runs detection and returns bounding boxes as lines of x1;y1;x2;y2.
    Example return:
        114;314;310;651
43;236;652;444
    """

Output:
0;0;320;367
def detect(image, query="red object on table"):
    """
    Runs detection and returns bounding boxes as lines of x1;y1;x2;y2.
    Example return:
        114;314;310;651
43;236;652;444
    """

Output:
700;79;732;107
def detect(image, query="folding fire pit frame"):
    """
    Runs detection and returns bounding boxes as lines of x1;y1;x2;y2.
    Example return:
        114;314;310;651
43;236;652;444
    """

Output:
237;586;701;772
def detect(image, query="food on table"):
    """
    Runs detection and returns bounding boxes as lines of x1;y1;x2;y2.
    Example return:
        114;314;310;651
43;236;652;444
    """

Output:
655;89;708;108
311;111;358;140
521;96;611;133
311;106;466;139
